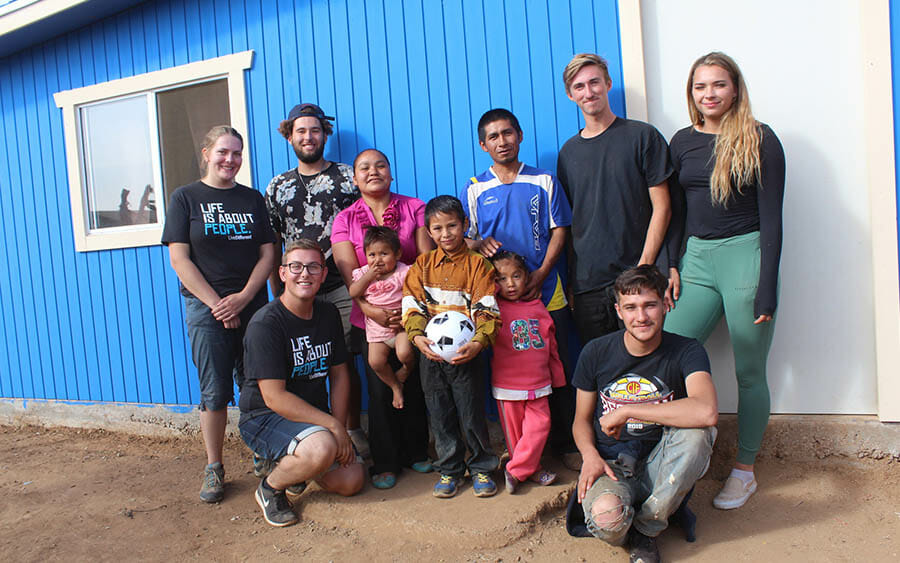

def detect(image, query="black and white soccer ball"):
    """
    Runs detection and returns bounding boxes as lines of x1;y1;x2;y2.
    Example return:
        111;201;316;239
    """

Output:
424;311;476;361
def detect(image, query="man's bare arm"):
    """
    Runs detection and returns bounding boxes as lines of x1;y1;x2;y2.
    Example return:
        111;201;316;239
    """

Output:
638;182;671;266
598;371;718;440
573;389;617;502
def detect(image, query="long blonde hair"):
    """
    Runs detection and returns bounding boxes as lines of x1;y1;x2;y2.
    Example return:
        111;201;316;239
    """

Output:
687;52;761;206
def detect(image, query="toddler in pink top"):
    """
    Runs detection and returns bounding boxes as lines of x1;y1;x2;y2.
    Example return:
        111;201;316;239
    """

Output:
491;251;565;494
349;227;415;409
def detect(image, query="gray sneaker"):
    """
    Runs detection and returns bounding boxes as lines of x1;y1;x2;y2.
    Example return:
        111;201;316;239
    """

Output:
255;481;298;527
252;454;276;479
348;428;371;460
285;482;308;501
200;462;224;503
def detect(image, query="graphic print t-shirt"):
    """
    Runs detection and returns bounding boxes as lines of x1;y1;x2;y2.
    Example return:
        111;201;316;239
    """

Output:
239;298;348;418
265;163;358;293
572;330;709;446
161;181;275;297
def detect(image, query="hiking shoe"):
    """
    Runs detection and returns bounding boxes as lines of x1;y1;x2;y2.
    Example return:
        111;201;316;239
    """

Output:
628;529;660;563
285;482;307;502
433;474;459;498
472;472;497;497
504;469;519;494
713;475;758;510
562;451;583;471
199;462;224;503
255;481;298;527
348;428;371;460
252;454;276;479
528;469;558;486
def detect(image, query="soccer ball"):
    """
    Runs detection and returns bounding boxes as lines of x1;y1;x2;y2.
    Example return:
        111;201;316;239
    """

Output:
424;311;475;361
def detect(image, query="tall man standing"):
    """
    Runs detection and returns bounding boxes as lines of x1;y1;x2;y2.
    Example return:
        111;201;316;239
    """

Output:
264;103;368;457
461;108;580;468
557;54;673;344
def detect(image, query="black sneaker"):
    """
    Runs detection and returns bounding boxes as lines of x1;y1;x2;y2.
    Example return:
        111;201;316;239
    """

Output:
628;528;660;563
199;462;224;503
255;481;298;527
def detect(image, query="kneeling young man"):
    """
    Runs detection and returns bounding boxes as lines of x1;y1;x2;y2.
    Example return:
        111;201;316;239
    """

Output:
572;265;717;562
239;240;365;527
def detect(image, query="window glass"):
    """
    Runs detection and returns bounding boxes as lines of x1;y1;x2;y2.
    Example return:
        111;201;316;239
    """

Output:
80;95;156;230
157;79;230;204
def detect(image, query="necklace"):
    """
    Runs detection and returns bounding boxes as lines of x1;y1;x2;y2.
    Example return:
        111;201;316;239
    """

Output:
298;161;328;204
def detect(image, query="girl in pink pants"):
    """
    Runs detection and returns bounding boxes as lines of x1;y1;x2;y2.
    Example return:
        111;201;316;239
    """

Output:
491;252;565;493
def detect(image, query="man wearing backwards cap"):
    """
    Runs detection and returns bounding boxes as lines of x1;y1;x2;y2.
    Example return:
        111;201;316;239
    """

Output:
571;265;717;563
262;103;370;462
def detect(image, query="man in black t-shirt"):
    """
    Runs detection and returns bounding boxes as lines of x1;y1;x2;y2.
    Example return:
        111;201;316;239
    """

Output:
239;240;365;527
557;54;674;344
264;102;369;460
572;266;717;562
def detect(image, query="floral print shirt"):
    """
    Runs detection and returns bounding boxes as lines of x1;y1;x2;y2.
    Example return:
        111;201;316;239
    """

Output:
265;162;358;292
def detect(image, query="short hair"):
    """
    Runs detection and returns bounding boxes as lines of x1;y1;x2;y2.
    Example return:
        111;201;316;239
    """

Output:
563;53;611;92
424;195;466;227
278;112;334;140
363;225;401;253
283;239;326;264
353;148;391;171
614;265;668;301
477;108;522;143
490;250;529;274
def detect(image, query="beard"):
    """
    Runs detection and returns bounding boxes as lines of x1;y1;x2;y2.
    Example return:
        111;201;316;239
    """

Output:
294;142;325;164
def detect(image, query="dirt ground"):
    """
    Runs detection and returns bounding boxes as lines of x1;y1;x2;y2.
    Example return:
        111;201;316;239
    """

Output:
1;424;898;562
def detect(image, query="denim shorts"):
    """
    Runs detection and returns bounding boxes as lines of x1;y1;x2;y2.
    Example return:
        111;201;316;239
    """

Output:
238;411;329;460
184;292;266;411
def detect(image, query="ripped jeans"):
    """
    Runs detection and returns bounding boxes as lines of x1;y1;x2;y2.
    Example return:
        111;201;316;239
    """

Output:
581;427;716;544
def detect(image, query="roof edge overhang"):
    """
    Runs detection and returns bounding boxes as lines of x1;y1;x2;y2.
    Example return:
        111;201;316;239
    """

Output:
0;0;145;58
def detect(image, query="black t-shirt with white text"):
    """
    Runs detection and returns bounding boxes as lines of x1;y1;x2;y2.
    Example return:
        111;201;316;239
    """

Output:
239;298;348;419
161;181;275;298
572;330;709;447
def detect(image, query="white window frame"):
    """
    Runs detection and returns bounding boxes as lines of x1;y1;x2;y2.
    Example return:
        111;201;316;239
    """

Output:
54;50;254;252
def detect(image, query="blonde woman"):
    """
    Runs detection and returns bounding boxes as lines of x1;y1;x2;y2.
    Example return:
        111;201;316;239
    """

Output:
162;126;276;503
664;52;785;510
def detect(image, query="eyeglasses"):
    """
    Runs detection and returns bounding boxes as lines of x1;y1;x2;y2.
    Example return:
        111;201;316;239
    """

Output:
282;261;323;275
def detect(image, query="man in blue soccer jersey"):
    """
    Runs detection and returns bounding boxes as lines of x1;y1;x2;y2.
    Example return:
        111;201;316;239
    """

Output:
461;108;580;469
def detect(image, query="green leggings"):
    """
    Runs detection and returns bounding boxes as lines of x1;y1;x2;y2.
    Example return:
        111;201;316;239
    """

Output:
664;231;775;465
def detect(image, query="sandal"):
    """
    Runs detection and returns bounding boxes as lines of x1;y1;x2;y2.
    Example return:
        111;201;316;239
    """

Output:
371;472;397;489
528;469;557;486
410;459;433;473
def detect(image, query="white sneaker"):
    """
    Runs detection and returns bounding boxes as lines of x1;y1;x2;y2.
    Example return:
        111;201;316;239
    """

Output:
713;476;758;510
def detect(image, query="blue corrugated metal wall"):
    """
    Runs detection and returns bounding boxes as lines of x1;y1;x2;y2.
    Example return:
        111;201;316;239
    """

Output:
0;0;624;406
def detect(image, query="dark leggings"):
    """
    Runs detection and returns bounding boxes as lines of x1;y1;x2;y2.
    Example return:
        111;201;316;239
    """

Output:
353;327;430;475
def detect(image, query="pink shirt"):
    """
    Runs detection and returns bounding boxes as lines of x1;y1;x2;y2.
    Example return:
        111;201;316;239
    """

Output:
491;298;565;399
332;193;426;327
352;263;410;342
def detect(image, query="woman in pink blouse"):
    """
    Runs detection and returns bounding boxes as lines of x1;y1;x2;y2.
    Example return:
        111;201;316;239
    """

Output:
332;149;433;488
